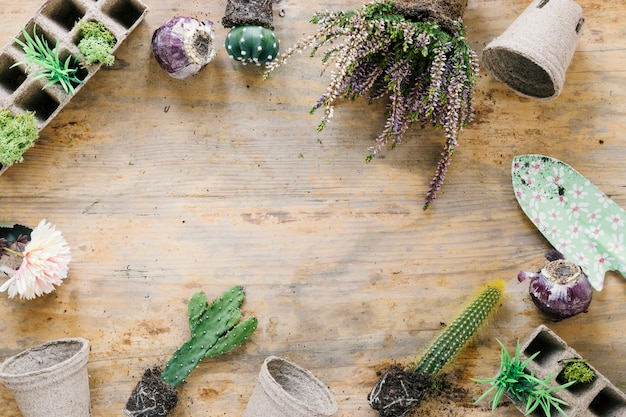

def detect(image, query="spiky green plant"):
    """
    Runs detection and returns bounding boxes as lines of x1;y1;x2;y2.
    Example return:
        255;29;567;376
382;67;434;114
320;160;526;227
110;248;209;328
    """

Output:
12;25;84;95
0;109;38;167
159;285;258;387
368;280;505;417
406;280;505;376
473;340;573;417
76;20;117;66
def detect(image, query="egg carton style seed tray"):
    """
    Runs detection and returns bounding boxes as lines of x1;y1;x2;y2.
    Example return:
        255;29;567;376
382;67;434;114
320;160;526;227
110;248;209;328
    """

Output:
0;0;149;176
511;324;626;417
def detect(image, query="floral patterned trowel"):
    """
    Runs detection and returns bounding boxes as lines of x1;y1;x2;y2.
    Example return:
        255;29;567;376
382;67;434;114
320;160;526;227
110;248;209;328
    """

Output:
512;154;625;291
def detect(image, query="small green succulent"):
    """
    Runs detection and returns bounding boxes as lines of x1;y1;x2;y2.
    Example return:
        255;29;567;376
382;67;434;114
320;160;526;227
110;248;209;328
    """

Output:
12;25;83;95
76;20;117;66
474;339;573;417
0;109;38;167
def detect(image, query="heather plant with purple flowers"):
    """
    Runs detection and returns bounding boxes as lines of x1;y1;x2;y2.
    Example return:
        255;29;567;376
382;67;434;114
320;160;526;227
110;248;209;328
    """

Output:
265;0;478;208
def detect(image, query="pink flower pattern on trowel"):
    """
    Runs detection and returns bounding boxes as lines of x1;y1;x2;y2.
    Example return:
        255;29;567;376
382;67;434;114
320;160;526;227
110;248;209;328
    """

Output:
512;154;625;291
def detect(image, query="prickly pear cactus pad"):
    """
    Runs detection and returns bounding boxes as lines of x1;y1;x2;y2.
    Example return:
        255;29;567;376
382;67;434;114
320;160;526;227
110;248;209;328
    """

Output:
225;25;279;66
159;286;258;386
512;154;626;291
124;286;257;417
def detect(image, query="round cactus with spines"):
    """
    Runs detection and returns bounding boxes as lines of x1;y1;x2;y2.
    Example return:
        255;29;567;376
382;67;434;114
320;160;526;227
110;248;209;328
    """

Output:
225;25;279;66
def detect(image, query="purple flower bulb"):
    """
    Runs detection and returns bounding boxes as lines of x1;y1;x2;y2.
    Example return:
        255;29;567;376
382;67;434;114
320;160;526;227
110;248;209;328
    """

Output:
519;257;593;321
151;16;217;79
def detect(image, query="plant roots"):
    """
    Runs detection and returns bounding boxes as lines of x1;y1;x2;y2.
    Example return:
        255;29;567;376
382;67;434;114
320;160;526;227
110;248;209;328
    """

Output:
124;367;178;417
368;365;434;417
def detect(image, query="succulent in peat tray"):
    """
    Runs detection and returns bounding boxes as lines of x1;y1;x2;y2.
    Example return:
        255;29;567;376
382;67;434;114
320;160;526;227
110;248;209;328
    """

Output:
518;250;593;321
124;286;257;417
151;16;217;79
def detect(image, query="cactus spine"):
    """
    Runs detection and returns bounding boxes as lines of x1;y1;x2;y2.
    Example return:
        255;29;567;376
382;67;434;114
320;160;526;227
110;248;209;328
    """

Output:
160;286;258;387
406;280;505;376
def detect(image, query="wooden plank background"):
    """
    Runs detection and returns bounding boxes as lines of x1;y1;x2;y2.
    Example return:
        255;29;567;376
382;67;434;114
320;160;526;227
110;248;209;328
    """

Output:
1;0;625;416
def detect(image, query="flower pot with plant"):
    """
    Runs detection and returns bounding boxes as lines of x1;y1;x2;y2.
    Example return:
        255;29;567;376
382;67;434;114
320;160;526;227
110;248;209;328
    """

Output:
265;0;479;208
243;356;338;417
0;337;91;417
124;285;258;417
0;219;71;300
474;325;626;417
222;0;280;66
0;0;148;176
367;280;504;417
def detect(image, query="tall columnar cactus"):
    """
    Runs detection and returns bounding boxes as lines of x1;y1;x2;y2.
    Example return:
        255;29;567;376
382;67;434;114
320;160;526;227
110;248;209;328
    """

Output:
124;286;258;417
368;280;505;417
160;286;258;386
406;280;505;376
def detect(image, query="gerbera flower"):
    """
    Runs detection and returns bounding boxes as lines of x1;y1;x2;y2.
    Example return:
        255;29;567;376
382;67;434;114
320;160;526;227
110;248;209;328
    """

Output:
0;219;71;299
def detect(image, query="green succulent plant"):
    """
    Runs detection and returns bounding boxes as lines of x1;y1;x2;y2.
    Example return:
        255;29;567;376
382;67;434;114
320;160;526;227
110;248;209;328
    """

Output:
75;20;117;66
474;339;574;417
225;25;279;66
0;109;38;167
159;285;258;387
12;25;84;95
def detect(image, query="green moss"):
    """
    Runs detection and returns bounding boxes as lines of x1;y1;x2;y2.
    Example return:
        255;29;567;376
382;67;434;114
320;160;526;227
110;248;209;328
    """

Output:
76;20;117;66
562;359;595;384
0;109;39;167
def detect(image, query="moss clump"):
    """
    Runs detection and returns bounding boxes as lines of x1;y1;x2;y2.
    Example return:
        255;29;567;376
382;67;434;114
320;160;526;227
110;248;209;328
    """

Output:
562;359;595;384
0;109;39;167
76;20;117;66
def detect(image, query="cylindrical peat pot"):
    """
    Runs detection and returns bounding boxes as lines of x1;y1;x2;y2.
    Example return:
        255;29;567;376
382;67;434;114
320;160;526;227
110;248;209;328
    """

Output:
482;0;585;100
0;338;91;417
243;356;338;417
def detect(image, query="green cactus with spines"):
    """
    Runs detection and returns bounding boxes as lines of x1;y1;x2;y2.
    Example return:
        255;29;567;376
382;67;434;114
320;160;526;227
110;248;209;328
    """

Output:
406;280;505;376
160;286;258;387
225;25;279;66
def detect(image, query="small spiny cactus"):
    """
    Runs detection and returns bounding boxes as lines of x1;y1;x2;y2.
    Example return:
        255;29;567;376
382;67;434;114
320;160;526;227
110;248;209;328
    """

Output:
225;25;279;66
159;286;258;387
406;280;505;376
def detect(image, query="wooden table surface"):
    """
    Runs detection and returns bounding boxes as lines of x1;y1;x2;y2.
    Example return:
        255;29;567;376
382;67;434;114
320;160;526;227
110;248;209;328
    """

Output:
1;0;625;416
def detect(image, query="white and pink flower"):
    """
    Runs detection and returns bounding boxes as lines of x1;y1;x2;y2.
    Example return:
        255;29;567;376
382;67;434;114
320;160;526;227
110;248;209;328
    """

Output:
0;220;71;300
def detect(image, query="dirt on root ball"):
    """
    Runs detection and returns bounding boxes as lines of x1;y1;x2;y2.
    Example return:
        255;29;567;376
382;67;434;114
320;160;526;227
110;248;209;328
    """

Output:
124;367;178;417
368;364;483;417
368;365;434;417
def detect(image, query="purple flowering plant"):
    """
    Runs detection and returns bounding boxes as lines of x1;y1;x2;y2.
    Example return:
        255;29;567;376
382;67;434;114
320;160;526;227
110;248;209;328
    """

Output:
265;0;479;208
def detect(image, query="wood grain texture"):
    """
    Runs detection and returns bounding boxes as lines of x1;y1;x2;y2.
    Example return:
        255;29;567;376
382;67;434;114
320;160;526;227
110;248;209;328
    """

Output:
1;0;625;416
